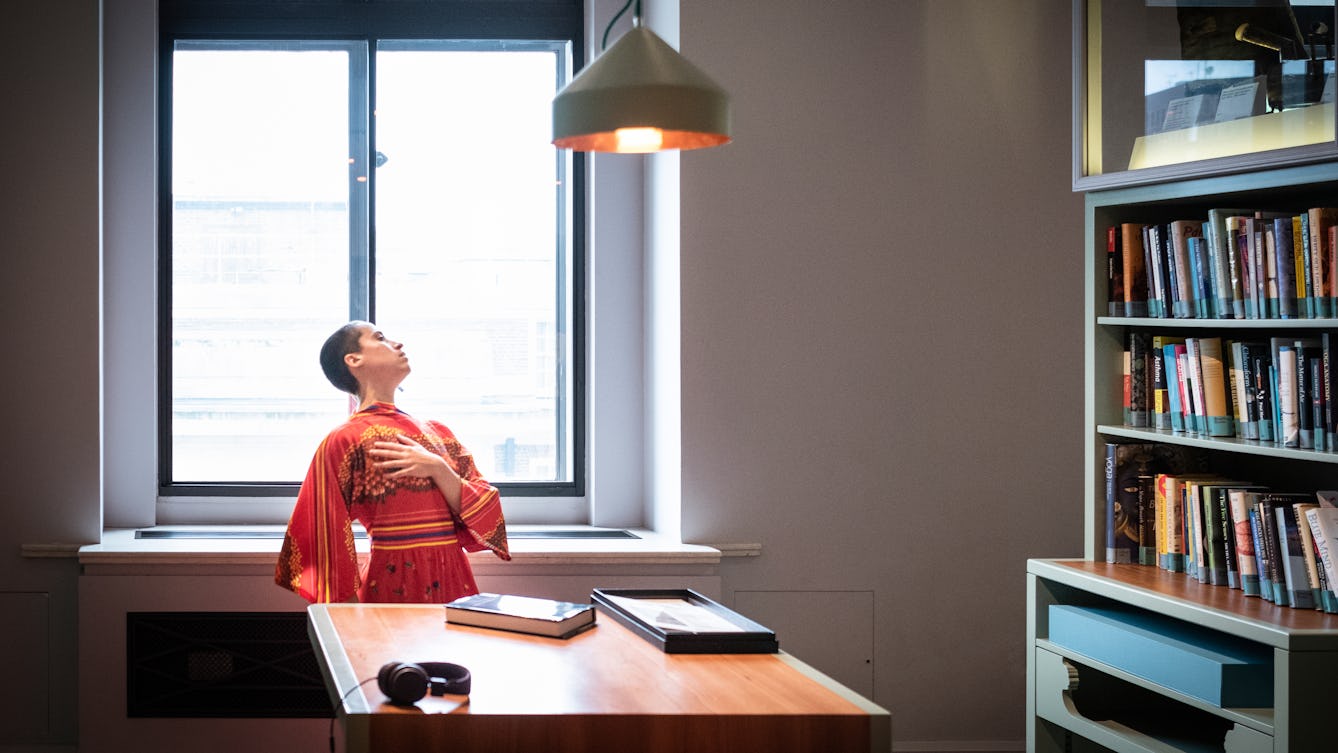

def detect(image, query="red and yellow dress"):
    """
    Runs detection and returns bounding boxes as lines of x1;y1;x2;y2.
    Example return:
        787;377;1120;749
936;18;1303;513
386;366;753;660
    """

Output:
275;401;509;603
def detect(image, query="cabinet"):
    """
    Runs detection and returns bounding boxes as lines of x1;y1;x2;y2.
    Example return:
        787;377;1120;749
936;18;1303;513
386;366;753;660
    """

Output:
1027;164;1338;752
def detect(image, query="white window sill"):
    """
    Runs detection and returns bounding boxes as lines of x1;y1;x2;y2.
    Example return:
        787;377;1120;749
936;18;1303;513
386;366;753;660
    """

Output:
64;526;758;576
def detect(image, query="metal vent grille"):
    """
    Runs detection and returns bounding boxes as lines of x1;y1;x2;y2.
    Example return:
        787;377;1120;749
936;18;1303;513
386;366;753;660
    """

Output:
127;612;331;718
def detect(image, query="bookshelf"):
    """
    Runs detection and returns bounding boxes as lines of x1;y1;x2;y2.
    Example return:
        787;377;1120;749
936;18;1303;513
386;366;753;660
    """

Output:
1027;163;1338;752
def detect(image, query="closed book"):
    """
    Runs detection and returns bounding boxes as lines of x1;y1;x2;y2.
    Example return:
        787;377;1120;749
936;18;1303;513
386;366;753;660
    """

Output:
1246;343;1274;442
1292;214;1308;318
1275;340;1299;447
1295;339;1320;449
445;593;596;639
1276;219;1297;318
1104;443;1141;564
1163;341;1186;432
1273;499;1317;609
1326;333;1336;450
1224;214;1251;318
1331;224;1338;317
1146;224;1167;318
1195;337;1233;436
1170;220;1198;318
1185;338;1208;434
1228;488;1266;596
1306;208;1338;318
1207;208;1251;319
1292;502;1326;609
1128;332;1151;428
1304;506;1338;610
1189;235;1213;318
1234;341;1260;439
1255;496;1289;606
1122;222;1148;316
1248;507;1274;602
1310;355;1325;452
1108;225;1124;316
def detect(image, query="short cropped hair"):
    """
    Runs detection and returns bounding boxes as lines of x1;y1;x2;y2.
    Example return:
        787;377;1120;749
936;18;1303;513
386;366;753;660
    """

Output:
319;321;369;396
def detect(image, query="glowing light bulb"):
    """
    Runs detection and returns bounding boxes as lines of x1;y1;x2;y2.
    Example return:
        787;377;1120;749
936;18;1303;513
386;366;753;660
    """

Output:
614;127;664;153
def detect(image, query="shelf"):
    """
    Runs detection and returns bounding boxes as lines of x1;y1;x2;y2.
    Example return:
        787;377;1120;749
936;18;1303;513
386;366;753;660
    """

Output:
1098;317;1338;330
1030;559;1338;649
1096;425;1338;464
1036;639;1272;735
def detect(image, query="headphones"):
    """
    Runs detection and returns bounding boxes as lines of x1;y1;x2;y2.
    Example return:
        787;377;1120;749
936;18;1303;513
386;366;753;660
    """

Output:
377;661;472;705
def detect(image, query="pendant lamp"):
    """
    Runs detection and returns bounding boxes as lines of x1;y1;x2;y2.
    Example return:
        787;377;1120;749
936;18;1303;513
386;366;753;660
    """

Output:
552;5;731;153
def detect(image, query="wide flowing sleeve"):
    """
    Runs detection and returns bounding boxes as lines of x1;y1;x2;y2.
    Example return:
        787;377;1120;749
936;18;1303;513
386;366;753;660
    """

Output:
275;436;361;602
433;421;510;561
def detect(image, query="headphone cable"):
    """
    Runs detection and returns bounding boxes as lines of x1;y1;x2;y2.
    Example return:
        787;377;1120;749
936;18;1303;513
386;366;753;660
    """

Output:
329;677;377;753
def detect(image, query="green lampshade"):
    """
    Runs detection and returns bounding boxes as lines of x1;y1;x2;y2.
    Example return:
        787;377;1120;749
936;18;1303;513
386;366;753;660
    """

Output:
552;25;731;153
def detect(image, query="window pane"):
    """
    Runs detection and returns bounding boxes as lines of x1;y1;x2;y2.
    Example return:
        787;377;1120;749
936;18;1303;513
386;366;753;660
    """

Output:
171;46;354;482
373;46;570;483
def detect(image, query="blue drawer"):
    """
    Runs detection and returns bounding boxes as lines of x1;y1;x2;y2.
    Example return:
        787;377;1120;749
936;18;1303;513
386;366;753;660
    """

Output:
1048;604;1273;708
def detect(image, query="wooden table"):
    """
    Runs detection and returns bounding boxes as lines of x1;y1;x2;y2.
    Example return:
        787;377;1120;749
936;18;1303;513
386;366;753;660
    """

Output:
308;603;890;753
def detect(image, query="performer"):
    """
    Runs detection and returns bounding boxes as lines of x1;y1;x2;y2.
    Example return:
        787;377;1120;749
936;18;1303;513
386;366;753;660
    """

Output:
276;321;509;603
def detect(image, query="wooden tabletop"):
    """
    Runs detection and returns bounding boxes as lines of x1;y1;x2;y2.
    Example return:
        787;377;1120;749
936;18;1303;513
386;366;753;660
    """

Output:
309;603;890;753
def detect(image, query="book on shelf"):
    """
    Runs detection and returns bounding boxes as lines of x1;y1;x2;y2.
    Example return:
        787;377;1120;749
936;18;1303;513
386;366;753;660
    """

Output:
1271;495;1318;609
1108;225;1124;316
1304;504;1338;613
1248;504;1276;603
444;592;596;639
1194;337;1234;437
1325;334;1337;449
1291;502;1328;611
1128;331;1152;428
1104;444;1208;565
1206;208;1252;319
1228;487;1267;597
1161;338;1187;432
1303;208;1336;318
1122;221;1148;317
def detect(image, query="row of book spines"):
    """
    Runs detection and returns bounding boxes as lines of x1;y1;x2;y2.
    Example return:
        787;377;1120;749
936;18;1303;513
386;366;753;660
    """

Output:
1106;209;1338;321
1114;478;1338;613
1123;332;1337;452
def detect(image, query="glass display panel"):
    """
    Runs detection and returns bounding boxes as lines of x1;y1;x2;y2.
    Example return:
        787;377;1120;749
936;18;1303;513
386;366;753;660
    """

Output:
1080;0;1337;188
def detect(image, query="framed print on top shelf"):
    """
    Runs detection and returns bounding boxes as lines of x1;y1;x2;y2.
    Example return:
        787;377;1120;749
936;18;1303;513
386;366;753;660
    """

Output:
1075;0;1338;191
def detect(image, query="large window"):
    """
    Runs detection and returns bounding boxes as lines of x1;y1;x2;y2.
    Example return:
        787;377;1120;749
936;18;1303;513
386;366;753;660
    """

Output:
161;2;584;498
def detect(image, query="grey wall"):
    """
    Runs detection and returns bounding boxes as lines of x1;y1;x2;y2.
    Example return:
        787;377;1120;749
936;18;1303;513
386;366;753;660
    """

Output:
0;0;101;747
679;1;1085;747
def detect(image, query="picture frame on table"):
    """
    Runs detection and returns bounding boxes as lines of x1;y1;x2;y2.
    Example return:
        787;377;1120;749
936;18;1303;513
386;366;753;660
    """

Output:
590;588;779;654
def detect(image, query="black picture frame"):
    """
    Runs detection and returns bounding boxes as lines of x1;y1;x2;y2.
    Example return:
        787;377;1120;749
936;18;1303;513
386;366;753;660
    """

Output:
590;588;779;654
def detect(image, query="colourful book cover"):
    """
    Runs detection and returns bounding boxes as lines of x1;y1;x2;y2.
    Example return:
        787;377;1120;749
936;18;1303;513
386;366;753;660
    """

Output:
1229;488;1263;596
1228;341;1253;439
1323;333;1335;450
1121;221;1148;317
1170;220;1198;318
1304;505;1338;611
1274;500;1317;609
1128;331;1151;428
1195;337;1234;437
1294;214;1310;318
1256;496;1289;606
1312;356;1326;452
1107;225;1123;316
1275;340;1299;447
1163;341;1186;432
1207;208;1252;319
1306;207;1338;318
1248;506;1275;602
1185;338;1208;434
1292;502;1325;608
1272;217;1298;319
1246;343;1275;442
1225;215;1252;318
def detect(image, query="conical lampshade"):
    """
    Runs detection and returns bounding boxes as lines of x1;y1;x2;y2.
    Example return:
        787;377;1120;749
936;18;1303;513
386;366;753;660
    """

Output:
552;25;731;153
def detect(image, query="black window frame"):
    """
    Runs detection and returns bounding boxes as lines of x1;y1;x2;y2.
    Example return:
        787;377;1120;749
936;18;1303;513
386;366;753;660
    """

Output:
157;0;587;499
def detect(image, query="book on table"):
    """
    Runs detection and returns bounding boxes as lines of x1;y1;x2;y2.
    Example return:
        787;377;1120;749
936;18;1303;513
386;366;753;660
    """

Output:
445;592;596;639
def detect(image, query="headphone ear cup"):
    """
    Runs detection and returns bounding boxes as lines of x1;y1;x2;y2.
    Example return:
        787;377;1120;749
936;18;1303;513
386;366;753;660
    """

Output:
377;662;428;705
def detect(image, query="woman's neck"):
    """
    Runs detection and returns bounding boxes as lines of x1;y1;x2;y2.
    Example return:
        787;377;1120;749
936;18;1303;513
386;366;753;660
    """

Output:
358;384;399;409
